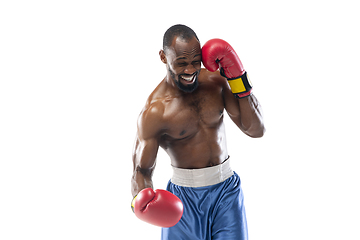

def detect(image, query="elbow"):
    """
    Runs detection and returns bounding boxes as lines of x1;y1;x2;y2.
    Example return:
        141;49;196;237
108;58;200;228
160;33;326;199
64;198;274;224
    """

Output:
252;127;265;138
245;124;266;138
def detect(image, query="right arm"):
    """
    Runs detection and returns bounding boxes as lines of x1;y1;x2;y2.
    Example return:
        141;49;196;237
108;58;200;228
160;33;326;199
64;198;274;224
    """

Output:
131;102;164;197
130;102;183;228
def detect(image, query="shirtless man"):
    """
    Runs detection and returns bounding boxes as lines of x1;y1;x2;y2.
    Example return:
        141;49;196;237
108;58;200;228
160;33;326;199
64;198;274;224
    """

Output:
131;24;265;240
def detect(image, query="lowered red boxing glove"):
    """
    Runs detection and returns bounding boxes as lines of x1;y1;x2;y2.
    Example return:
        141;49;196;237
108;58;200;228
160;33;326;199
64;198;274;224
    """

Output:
131;188;183;228
202;38;252;98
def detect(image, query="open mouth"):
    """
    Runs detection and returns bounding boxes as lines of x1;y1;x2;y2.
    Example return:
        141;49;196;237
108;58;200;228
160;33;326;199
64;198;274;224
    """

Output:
180;74;197;85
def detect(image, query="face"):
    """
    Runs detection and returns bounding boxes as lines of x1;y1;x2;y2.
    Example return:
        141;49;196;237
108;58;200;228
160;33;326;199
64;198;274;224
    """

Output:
160;36;201;93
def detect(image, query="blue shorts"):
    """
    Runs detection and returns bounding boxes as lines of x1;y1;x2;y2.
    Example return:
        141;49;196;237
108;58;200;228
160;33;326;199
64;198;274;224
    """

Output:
161;172;248;240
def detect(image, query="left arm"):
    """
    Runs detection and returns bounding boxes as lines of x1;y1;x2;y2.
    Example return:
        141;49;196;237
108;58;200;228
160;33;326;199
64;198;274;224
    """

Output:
202;38;265;137
223;85;265;137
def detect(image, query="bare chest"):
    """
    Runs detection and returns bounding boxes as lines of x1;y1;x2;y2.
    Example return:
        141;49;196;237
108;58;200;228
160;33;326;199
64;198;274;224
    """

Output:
162;91;224;139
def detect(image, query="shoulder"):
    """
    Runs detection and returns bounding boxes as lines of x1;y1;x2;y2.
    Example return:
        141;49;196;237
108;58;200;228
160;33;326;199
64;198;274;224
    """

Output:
140;100;165;126
137;101;165;140
199;68;228;87
198;68;230;96
137;83;167;140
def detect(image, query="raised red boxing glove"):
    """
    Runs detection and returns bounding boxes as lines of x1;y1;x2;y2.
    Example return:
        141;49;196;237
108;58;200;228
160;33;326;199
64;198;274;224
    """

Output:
202;38;252;98
131;188;183;228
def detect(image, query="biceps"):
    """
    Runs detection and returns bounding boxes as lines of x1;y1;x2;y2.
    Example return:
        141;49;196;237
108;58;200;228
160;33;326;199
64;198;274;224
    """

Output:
133;136;159;172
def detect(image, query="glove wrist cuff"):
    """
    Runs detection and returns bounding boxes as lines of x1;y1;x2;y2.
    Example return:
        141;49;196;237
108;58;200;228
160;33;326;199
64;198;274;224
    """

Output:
131;195;137;213
226;71;253;99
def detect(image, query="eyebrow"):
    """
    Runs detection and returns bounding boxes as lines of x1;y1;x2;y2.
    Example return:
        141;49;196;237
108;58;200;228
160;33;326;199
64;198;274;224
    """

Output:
176;54;201;61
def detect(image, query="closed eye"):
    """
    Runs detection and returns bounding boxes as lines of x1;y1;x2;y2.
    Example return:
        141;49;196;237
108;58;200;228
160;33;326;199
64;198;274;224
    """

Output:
177;62;187;67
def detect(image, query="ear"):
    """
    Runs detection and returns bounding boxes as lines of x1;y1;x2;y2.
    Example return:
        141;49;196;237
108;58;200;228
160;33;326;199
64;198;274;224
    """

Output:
159;50;167;64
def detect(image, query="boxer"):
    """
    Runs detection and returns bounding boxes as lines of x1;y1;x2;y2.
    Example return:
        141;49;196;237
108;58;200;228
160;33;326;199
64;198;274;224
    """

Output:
131;24;265;239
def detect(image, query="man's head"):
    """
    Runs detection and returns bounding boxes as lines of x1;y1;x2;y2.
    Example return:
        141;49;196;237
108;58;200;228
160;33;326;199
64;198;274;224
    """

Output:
160;24;201;93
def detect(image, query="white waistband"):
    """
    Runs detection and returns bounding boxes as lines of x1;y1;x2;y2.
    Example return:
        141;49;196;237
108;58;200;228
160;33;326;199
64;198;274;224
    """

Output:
171;159;233;188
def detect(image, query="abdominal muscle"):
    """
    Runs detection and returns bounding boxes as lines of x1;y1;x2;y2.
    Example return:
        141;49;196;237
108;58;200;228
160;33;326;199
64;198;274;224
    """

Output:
160;120;229;169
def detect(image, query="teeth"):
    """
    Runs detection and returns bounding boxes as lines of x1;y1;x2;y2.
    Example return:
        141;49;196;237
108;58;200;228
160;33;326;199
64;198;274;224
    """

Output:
182;74;195;82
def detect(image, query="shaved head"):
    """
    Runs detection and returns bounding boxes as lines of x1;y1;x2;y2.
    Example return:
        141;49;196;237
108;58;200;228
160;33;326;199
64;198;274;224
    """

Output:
163;24;199;53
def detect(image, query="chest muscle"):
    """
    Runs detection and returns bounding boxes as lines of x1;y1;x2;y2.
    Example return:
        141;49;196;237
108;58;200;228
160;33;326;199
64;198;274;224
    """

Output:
162;91;224;139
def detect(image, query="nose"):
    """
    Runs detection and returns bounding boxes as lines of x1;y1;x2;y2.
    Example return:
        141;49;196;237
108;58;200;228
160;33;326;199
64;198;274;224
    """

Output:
184;64;196;75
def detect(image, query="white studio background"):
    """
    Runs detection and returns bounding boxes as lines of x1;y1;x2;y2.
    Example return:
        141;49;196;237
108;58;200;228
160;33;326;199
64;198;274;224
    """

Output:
0;0;359;239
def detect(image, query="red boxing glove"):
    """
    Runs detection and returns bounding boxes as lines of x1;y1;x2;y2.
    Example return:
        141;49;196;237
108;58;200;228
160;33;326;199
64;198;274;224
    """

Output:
202;38;252;98
131;188;183;228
